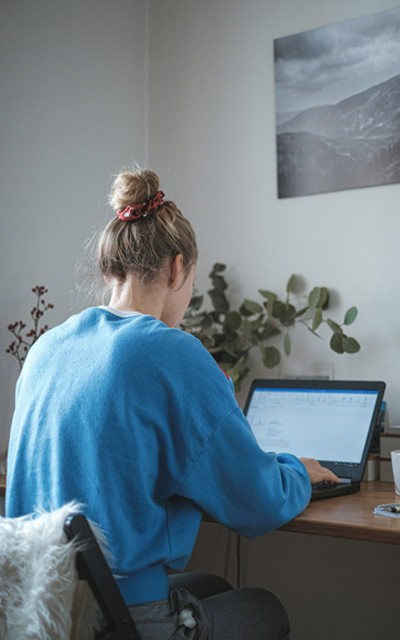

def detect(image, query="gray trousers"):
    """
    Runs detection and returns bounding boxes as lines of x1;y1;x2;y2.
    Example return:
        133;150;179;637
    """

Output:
129;572;290;640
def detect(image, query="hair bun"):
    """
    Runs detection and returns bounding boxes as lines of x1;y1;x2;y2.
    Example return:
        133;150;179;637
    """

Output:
110;169;160;212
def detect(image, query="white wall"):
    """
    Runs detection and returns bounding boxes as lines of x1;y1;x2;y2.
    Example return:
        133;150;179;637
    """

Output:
148;0;400;412
0;0;148;457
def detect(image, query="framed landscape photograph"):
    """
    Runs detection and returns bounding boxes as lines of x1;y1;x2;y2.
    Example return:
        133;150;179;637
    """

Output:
274;8;400;198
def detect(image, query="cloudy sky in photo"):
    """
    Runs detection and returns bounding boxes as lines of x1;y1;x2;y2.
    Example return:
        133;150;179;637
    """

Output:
274;8;400;117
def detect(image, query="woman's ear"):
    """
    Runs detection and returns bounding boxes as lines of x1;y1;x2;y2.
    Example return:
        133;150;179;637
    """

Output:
169;254;184;287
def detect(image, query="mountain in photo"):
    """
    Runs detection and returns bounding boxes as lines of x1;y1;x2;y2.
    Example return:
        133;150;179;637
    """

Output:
276;74;400;197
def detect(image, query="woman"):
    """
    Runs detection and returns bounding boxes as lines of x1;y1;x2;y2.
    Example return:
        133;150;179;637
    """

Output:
6;168;338;639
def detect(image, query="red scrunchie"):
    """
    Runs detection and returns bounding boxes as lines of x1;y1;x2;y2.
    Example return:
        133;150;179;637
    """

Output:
116;190;165;221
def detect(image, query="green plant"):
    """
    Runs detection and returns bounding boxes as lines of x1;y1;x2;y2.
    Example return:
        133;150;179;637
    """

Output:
181;264;360;391
6;286;54;370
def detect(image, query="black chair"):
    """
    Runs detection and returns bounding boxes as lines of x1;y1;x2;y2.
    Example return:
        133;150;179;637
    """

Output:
64;514;142;640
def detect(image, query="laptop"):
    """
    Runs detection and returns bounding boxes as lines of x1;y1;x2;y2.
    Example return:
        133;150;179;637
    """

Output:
243;379;386;500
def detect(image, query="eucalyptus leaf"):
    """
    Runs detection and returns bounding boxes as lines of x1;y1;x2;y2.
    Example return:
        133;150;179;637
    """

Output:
284;333;291;356
259;291;278;321
286;274;296;294
260;325;281;340
200;327;215;338
208;345;223;355
306;326;323;339
210;263;226;276
312;307;323;331
202;338;214;350
241;318;257;343
201;315;213;330
318;287;329;309
262;299;275;318
226;360;249;391
189;294;204;311
330;332;344;354
226;356;245;378
214;334;225;348
342;336;361;353
224;310;242;331
243;299;263;315
221;349;240;365
344;306;358;325
183;316;202;328
294;306;309;318
327;318;341;333
210;275;228;291
272;301;296;324
262;346;281;368
320;288;330;310
208;290;229;314
239;302;253;318
308;287;321;310
258;290;277;300
249;316;263;332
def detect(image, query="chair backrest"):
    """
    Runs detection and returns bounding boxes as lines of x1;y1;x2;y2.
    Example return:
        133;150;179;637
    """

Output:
64;514;142;640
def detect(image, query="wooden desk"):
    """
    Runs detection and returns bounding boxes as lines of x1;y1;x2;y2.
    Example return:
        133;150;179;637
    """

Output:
0;475;398;545
280;480;400;544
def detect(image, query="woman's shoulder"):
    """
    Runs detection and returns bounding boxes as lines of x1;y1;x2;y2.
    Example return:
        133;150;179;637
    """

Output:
148;319;214;363
65;308;224;378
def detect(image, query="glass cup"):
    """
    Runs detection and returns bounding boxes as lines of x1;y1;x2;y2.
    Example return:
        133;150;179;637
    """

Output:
390;450;400;495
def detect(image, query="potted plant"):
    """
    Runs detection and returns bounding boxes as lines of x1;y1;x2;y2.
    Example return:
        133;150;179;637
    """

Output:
181;264;360;391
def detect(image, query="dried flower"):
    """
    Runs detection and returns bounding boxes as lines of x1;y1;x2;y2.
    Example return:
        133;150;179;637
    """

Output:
6;286;54;370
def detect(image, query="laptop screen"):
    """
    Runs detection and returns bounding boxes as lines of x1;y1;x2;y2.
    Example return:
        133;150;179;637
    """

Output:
244;380;386;477
246;387;379;463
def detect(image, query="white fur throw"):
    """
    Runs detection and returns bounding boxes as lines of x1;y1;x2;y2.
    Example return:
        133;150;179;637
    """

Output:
0;502;98;640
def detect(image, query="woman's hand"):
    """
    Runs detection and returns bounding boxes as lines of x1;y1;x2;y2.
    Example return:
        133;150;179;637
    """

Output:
299;457;341;485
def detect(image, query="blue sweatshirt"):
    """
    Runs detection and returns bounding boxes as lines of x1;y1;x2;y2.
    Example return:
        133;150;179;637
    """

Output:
6;307;311;605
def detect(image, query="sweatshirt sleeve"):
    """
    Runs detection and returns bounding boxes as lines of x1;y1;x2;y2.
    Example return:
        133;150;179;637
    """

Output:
176;407;312;538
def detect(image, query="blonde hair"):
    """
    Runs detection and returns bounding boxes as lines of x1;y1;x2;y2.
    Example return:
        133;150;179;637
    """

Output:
98;169;198;285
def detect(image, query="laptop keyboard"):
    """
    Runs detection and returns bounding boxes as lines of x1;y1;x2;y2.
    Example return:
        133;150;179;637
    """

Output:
310;480;360;501
312;481;334;491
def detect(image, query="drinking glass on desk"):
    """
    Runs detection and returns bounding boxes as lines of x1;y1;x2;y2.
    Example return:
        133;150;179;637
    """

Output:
390;450;400;495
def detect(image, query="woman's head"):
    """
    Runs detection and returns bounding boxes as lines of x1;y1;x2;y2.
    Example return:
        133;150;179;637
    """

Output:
98;169;198;286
